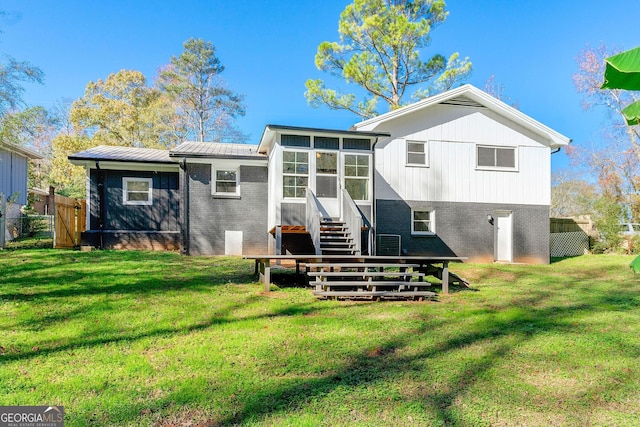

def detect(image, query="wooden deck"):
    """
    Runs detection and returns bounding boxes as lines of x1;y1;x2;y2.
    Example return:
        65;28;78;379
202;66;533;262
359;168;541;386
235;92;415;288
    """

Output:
244;255;467;298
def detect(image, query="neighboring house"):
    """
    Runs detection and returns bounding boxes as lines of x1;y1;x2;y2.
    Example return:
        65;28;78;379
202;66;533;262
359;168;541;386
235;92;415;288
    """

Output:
69;84;570;263
0;142;42;243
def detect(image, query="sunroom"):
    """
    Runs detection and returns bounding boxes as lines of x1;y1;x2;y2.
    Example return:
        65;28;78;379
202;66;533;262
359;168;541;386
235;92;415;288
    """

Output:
257;125;390;256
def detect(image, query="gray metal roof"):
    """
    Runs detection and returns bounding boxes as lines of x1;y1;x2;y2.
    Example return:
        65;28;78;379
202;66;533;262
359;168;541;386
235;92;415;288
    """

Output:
68;145;174;164
170;142;265;159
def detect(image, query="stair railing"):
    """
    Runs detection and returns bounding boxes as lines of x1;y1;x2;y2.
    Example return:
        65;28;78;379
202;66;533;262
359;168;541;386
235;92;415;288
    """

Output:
341;188;363;255
306;188;323;255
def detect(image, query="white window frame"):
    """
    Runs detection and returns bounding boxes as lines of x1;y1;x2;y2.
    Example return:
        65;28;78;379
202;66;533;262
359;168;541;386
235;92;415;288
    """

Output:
282;149;309;199
212;167;240;197
315;151;338;199
411;209;435;236
123;177;153;206
406;140;429;167
343;153;371;202
476;145;518;171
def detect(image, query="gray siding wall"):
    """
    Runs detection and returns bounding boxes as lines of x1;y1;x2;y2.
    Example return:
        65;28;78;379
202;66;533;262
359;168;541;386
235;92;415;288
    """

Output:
376;199;550;263
89;169;179;231
0;148;28;205
187;163;268;256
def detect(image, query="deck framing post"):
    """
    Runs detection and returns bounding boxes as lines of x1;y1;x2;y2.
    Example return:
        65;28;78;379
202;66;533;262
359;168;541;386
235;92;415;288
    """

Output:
442;261;449;294
258;258;271;292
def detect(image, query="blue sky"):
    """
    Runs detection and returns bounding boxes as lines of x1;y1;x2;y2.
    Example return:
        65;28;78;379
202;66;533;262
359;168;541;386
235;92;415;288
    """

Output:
1;0;638;173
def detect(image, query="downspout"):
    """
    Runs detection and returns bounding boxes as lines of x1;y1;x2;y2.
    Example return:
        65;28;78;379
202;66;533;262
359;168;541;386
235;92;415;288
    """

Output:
96;161;105;249
371;136;380;256
179;157;189;255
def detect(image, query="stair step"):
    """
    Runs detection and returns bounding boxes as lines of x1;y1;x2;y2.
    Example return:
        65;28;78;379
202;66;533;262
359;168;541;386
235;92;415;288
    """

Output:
307;263;421;269
308;271;425;277
312;290;436;299
320;241;355;247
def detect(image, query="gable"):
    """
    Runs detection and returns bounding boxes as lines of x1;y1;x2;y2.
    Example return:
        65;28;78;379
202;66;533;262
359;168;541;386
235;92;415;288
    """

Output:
374;102;550;150
353;84;570;148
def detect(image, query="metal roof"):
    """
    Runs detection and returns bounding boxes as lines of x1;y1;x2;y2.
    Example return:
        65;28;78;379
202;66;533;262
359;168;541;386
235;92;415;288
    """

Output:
68;145;174;164
170;141;265;159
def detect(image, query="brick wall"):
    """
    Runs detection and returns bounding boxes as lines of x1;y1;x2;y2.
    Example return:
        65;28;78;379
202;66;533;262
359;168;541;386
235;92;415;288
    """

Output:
187;163;269;256
376;199;550;263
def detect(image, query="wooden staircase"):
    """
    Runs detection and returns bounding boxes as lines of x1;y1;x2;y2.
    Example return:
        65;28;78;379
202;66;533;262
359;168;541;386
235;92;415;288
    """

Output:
319;219;357;256
307;262;436;301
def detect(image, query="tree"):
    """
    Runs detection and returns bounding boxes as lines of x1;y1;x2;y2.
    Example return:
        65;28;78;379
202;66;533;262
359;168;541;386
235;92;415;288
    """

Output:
157;38;246;142
0;106;59;189
49;70;178;197
572;44;640;220
305;0;471;119
70;69;177;149
0;10;44;116
550;171;596;218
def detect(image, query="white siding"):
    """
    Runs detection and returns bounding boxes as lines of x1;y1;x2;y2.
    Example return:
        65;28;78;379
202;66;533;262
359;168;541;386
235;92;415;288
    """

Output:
373;105;552;206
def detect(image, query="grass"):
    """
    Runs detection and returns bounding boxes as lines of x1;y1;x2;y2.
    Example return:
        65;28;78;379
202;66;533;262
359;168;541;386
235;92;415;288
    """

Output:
1;248;639;426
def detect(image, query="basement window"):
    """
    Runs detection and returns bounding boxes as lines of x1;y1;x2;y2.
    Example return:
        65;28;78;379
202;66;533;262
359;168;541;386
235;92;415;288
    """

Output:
411;209;435;235
123;177;153;206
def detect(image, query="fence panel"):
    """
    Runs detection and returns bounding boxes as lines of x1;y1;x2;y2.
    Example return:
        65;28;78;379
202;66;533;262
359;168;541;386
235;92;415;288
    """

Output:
550;231;590;257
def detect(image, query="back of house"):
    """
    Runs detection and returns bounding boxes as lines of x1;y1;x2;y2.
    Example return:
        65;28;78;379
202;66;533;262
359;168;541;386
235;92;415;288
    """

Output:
69;84;570;263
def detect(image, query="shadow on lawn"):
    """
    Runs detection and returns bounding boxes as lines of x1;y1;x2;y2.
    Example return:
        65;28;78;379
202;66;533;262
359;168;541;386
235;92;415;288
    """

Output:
4;252;640;425
203;293;637;426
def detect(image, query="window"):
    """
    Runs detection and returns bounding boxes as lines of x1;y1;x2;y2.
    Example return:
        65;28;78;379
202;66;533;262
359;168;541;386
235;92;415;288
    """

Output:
412;209;435;235
344;154;369;200
407;140;428;166
213;168;240;196
314;136;339;150
281;134;311;147
283;151;308;198
343;137;371;150
477;145;517;170
316;152;337;198
123;177;152;206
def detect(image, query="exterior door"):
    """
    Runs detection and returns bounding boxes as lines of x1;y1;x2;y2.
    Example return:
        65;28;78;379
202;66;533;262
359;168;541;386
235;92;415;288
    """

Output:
494;211;513;262
315;151;340;218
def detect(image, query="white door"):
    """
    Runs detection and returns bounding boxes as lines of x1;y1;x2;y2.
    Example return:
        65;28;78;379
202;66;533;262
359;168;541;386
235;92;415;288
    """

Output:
316;151;340;218
495;211;513;262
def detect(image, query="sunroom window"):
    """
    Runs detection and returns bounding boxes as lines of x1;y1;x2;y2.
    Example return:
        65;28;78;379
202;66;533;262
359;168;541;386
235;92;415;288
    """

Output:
344;154;369;200
316;152;337;198
283;151;309;198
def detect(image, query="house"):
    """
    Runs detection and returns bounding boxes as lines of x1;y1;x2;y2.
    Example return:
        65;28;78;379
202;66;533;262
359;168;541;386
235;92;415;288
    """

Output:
69;84;570;263
0;141;43;245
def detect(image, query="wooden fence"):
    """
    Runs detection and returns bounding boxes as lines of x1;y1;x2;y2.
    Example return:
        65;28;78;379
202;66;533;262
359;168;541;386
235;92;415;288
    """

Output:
54;195;86;248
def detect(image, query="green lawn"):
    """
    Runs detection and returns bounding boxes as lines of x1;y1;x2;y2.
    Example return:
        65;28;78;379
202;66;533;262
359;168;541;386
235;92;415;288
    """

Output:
1;249;639;426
